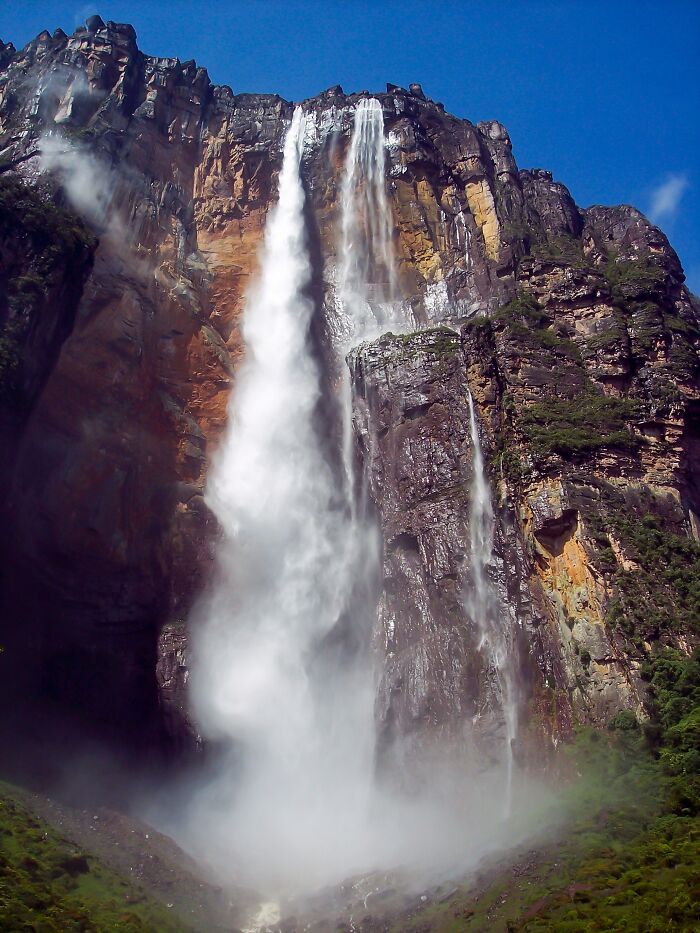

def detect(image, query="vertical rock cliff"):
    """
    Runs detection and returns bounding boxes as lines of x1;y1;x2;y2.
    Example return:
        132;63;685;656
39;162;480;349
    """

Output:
0;17;698;774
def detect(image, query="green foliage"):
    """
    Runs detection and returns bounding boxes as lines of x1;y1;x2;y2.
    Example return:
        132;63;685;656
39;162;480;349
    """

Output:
517;389;639;459
584;313;628;352
530;234;587;267
627;300;665;352
383;325;460;358
605;515;700;637
491;436;525;485
0;317;25;397
424;327;460;357
388;649;700;931
0;784;189;931
492;293;582;360
642;649;700;810
609;709;639;731
604;257;667;304
462;313;490;333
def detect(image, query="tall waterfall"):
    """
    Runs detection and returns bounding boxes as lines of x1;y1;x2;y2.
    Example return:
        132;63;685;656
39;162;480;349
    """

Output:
189;106;375;891
466;391;517;815
181;101;527;905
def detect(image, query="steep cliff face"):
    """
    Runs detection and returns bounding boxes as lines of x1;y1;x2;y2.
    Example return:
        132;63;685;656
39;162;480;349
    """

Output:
0;17;697;766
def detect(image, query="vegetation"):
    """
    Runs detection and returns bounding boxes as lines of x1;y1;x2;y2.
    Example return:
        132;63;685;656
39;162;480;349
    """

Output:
584;313;628;352
603;257;667;304
492;294;581;359
517;388;639;458
0;783;190;931
604;514;700;638
385;325;460;354
529;233;587;268
0;317;24;398
0;175;95;274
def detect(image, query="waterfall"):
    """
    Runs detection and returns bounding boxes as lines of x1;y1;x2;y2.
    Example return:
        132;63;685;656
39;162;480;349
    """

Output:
180;100;526;905
337;97;397;340
466;390;517;816
189;105;375;892
334;97;411;509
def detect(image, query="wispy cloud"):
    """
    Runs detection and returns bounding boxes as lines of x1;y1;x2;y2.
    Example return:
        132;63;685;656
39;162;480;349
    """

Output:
648;173;689;224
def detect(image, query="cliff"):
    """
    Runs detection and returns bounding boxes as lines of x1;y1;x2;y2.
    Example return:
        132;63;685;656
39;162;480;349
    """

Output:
0;16;698;771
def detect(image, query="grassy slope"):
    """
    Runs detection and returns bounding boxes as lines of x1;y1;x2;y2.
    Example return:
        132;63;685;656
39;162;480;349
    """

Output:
0;783;191;932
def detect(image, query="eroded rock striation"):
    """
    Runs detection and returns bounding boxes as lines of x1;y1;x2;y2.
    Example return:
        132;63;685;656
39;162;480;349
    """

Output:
0;18;698;769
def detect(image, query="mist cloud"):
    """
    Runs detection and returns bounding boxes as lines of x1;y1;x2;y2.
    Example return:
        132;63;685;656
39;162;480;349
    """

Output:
648;173;689;223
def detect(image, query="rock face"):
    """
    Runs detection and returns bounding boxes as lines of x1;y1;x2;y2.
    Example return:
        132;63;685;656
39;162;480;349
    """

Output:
0;19;698;767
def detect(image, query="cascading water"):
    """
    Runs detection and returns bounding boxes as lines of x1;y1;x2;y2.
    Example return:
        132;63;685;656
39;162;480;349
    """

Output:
188;106;375;892
466;390;518;815
179;99;532;911
337;97;397;340
334;97;412;509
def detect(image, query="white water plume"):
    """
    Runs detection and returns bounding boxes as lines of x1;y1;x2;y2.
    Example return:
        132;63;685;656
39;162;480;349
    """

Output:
175;101;538;909
186;105;378;893
466;391;518;815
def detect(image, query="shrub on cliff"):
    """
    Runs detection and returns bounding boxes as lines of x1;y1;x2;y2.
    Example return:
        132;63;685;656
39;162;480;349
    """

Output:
517;389;640;458
605;516;700;638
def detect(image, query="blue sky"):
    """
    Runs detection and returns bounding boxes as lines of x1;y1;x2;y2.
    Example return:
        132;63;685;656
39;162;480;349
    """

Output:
2;1;699;292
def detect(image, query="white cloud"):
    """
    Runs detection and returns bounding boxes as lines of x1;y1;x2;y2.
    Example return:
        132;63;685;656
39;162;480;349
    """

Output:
648;173;689;223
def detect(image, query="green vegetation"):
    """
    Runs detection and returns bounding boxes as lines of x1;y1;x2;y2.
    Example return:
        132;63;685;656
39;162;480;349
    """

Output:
603;257;667;304
490;430;525;485
0;783;190;931
380;325;461;377
627;300;666;352
605;514;700;638
491;294;581;359
492;294;581;365
643;649;700;814
385;325;460;354
529;233;587;268
517;388;639;459
584;313;628;352
0;317;24;397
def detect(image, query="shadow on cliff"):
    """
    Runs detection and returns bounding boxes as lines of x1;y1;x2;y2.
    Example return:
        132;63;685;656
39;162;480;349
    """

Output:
0;151;199;804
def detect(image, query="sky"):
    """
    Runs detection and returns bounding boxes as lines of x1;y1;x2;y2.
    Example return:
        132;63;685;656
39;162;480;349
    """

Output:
1;1;699;292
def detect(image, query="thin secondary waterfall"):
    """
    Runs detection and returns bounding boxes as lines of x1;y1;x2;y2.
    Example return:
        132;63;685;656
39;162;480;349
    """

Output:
189;106;375;891
466;390;517;815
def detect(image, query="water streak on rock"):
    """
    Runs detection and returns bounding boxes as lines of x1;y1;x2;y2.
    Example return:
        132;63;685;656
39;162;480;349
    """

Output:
466;390;517;815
